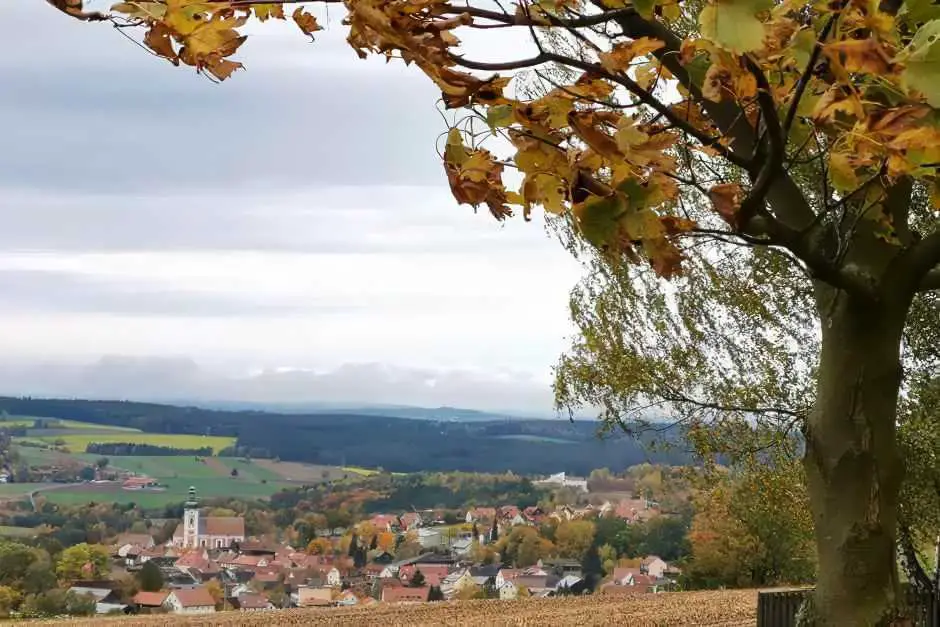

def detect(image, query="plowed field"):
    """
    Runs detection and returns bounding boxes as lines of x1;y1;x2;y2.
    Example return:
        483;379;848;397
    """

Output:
16;590;759;626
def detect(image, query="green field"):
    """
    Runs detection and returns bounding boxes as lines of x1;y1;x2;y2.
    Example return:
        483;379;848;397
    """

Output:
32;433;235;455
0;417;140;431
34;454;295;508
0;482;58;497
0;525;37;538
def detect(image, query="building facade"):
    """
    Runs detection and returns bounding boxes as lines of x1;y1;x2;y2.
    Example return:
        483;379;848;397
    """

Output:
172;487;246;549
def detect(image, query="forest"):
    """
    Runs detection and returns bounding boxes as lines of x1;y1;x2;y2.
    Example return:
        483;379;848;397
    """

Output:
0;397;689;474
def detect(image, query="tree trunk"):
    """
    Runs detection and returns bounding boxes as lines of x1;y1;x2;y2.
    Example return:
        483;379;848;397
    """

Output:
803;289;911;625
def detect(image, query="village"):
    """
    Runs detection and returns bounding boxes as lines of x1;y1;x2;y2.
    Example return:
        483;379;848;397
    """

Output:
69;484;681;616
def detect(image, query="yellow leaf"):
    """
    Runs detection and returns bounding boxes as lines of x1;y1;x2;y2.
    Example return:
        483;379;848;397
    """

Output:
615;117;650;153
293;7;322;36
110;1;166;19
444;128;469;166
254;4;285;21
699;0;773;55
829;152;860;192
523;173;568;215
824;39;894;75
598;37;665;73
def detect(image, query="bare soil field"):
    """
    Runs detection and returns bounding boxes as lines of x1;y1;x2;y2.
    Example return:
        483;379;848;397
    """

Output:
252;459;349;483
16;590;759;626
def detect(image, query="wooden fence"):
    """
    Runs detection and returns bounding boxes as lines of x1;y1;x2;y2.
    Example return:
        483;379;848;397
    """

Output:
757;588;939;627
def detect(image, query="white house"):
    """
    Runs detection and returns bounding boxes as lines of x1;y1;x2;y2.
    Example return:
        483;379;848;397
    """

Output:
325;566;342;587
165;587;216;615
499;580;518;600
440;569;476;599
641;556;668;579
417;527;443;549
533;472;589;492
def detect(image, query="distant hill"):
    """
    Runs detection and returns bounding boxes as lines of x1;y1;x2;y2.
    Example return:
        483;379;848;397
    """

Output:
186;400;550;422
0;396;689;475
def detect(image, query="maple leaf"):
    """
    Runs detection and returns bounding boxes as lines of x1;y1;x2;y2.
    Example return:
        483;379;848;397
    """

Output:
143;21;178;64
293;7;322;36
897;20;940;108
824;39;895;76
254;4;285;22
699;0;773;55
708;183;744;227
598;37;665;74
828;152;860;192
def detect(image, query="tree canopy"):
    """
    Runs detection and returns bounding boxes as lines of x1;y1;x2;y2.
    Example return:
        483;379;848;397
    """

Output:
46;0;940;623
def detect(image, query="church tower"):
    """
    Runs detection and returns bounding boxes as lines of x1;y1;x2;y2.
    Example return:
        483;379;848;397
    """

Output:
183;486;200;549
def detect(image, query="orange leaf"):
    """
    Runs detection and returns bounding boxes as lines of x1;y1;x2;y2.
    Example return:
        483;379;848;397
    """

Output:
293;7;322;36
144;22;178;65
598;37;665;73
708;183;744;226
823;39;894;75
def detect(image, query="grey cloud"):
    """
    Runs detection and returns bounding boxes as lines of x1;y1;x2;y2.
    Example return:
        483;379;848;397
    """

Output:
0;268;353;317
0;356;559;414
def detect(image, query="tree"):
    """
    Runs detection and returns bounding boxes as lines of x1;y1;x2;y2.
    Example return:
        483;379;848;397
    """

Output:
230;468;239;477
95;457;109;469
53;0;940;621
206;580;224;609
428;585;445;602
684;457;816;589
0;586;21;618
55;543;109;581
490;517;499;543
136;560;164;593
581;543;604;592
409;568;426;587
554;520;596;560
306;538;333;556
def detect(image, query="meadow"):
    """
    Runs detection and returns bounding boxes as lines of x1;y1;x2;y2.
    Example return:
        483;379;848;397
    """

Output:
31;433;236;455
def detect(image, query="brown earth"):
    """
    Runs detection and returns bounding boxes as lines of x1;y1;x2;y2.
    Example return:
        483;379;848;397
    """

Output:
14;590;759;626
252;459;348;483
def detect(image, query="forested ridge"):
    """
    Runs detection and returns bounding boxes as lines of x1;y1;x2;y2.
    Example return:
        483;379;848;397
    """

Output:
0;397;688;474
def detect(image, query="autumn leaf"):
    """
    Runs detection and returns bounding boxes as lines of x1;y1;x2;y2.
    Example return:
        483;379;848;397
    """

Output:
897;20;940;107
824;39;894;75
598;37;665;73
293;7;322;36
143;22;178;64
523;173;568;215
699;0;773;54
828;152;860;192
254;4;285;21
708;183;744;226
573;193;626;249
486;104;514;129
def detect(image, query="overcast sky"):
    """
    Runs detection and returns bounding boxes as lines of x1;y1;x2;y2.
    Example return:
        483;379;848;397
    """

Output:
0;3;585;413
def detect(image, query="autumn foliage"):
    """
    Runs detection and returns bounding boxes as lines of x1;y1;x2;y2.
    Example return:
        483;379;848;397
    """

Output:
49;0;940;282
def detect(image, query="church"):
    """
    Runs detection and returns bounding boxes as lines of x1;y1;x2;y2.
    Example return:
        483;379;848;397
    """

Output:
172;487;246;550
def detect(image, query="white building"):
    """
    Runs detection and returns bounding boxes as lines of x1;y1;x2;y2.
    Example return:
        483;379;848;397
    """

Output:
533;472;589;492
172;487;246;549
164;587;217;615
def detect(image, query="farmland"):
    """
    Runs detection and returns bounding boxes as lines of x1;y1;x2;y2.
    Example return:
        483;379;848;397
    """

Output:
30;433;235;455
14;590;759;626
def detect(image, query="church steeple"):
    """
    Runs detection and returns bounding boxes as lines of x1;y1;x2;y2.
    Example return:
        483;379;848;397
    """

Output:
183;486;200;549
185;485;198;509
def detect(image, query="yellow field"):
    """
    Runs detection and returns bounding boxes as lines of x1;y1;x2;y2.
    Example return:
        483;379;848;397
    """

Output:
34;433;236;455
15;590;759;626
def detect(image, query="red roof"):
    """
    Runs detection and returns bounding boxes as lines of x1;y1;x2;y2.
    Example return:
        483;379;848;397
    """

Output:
170;587;216;608
236;593;270;610
382;586;430;603
132;591;168;607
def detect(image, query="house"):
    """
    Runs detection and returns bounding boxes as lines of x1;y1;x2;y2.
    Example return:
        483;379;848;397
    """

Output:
440;569;476;599
115;532;155;549
495;568;520;589
67;585;125;615
368;514;399;532
336;590;359;606
614;498;657;523
297;585;334;607
165;587;217;614
641;556;668;579
533;472;588;492
499;579;518;600
417;527;443;549
399;564;450;587
465;507;497;523
450;537;473;556
232;592;272;611
172;487;246;549
382;585;430;604
399;512;422;530
554;575;586;595
131;591;169;612
611;567;643;585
